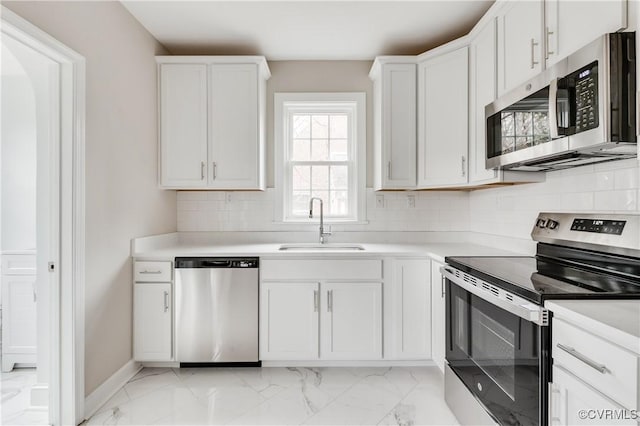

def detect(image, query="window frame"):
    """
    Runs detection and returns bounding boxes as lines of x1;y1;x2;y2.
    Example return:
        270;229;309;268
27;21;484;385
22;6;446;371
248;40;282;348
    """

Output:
274;92;366;223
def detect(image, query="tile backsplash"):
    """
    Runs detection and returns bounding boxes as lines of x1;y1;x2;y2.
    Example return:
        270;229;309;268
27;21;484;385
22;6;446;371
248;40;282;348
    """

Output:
177;189;470;233
469;158;640;249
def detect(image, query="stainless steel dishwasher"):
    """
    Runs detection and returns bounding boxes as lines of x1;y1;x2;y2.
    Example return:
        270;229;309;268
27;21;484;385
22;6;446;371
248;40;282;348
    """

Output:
174;257;259;365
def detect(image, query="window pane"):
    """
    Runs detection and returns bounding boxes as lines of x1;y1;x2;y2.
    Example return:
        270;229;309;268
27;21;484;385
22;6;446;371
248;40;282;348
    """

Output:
311;139;329;161
311;115;329;139
330;166;348;190
329;115;348;139
292;139;310;161
311;166;329;190
292;165;310;190
293;115;310;138
330;139;348;161
329;191;348;215
292;191;311;216
311;190;329;205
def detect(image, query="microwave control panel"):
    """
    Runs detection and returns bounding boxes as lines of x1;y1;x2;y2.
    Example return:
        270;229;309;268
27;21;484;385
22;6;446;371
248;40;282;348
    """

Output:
572;61;599;133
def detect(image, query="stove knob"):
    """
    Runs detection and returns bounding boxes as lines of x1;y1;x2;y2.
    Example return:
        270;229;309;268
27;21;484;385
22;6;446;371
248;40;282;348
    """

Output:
546;219;559;230
536;219;547;228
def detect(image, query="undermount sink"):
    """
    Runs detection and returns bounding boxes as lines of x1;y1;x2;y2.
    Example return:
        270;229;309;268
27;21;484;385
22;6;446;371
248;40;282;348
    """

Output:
278;243;365;251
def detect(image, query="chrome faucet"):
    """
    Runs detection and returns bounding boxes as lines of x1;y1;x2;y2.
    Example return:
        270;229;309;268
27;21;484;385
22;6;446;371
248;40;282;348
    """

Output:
309;197;332;244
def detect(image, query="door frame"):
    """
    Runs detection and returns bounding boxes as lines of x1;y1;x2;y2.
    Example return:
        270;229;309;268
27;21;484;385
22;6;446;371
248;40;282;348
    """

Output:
1;6;86;425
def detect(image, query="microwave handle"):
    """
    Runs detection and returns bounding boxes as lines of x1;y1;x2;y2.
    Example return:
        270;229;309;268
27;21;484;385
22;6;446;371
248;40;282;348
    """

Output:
549;78;560;140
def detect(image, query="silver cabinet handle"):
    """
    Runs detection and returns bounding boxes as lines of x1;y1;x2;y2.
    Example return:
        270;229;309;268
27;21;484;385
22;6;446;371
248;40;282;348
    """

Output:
530;38;539;69
141;270;162;274
461;156;466;177
327;290;333;312
33;283;37;303
545;27;554;59
387;161;391;179
313;289;319;312
163;291;169;313
212;162;217;180
441;273;446;298
556;343;609;374
201;161;205;180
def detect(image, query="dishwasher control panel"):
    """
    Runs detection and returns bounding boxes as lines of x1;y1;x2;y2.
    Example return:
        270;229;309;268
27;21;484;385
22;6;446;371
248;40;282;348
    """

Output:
175;257;259;268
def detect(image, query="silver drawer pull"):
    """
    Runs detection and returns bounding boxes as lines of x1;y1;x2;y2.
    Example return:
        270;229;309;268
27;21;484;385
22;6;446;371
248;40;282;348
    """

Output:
557;343;609;374
163;291;169;312
140;270;162;274
313;289;319;312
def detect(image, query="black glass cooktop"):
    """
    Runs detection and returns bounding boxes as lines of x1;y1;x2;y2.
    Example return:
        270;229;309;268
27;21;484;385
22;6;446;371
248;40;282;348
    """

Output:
445;253;640;304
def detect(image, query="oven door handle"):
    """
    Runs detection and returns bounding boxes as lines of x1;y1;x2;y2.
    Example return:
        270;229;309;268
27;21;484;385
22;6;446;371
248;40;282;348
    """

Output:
440;266;549;326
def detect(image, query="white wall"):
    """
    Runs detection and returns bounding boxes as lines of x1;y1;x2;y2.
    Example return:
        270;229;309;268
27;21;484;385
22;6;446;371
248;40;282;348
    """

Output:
3;1;177;395
1;50;37;252
469;159;640;253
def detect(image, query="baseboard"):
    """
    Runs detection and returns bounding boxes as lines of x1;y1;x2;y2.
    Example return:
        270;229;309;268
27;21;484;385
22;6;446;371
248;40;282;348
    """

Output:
261;360;435;367
83;359;141;420
30;383;48;408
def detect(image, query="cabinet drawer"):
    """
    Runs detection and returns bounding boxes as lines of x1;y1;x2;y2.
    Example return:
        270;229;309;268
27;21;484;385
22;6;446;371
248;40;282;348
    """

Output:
134;261;172;282
261;259;382;281
553;318;639;410
2;254;36;275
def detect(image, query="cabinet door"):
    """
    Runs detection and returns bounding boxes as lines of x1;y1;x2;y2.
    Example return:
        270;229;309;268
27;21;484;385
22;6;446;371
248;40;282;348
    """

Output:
1;275;37;355
159;64;208;188
550;366;636;426
393;259;431;359
418;47;469;187
376;64;417;189
545;0;627;67
209;64;262;189
470;19;500;184
497;0;543;96
134;283;172;361
260;282;319;360
321;282;382;360
430;260;446;373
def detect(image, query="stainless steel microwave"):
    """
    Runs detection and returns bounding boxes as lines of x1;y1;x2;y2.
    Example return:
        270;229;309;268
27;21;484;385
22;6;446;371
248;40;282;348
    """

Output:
485;32;636;171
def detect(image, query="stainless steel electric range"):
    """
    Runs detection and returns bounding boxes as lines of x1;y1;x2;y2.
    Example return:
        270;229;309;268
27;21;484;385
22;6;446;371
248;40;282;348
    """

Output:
442;212;640;426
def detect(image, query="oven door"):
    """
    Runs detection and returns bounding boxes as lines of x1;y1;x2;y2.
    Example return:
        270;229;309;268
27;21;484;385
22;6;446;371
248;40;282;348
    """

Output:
445;274;549;426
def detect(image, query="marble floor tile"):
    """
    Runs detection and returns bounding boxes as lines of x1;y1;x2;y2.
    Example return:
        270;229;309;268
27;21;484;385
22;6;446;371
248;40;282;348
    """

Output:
86;366;459;426
1;368;48;425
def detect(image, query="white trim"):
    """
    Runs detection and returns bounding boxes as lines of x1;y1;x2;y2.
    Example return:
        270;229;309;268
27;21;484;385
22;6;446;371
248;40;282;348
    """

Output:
262;360;434;367
84;359;141;419
1;6;86;426
274;92;366;224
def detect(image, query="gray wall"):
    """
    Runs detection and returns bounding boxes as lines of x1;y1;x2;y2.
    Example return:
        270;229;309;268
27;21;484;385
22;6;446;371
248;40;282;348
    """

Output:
3;1;177;395
266;61;374;187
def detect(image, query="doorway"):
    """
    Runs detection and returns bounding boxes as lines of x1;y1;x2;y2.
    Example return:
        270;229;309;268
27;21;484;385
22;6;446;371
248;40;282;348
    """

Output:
1;6;86;425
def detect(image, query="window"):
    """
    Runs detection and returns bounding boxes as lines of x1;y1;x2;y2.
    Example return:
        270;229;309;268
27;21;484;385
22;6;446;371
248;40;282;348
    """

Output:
275;93;366;222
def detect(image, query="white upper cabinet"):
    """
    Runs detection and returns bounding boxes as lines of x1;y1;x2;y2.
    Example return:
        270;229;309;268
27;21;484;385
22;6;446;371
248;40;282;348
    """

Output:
469;20;500;184
159;64;209;188
544;0;627;67
370;59;417;190
157;57;270;190
417;47;469;187
497;0;544;96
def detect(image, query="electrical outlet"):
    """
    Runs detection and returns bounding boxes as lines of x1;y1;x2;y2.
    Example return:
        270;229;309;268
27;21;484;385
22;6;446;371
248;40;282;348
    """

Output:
375;194;385;208
225;192;232;203
407;195;415;208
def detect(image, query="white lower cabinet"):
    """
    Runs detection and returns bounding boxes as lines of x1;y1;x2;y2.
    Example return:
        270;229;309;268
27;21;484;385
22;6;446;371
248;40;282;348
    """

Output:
321;282;382;360
259;281;382;361
1;275;37;371
134;283;172;361
390;259;431;359
259;282;319;360
550;366;635;426
430;260;446;373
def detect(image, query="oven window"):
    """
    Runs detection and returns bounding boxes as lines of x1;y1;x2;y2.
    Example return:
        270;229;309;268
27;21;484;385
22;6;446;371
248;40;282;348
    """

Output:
470;305;516;400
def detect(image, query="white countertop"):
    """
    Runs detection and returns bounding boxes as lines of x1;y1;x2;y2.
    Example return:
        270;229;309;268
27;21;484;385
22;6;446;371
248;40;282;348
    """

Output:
131;235;522;263
546;300;640;355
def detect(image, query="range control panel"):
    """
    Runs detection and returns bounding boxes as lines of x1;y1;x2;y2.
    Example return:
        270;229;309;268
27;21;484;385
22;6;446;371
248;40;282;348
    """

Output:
570;218;626;235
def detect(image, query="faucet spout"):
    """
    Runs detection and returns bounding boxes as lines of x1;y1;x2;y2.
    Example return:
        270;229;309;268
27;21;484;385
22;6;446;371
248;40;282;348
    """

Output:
309;197;331;244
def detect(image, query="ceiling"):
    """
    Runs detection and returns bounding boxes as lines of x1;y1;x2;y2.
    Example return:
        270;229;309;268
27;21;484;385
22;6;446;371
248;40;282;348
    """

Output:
121;1;494;60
